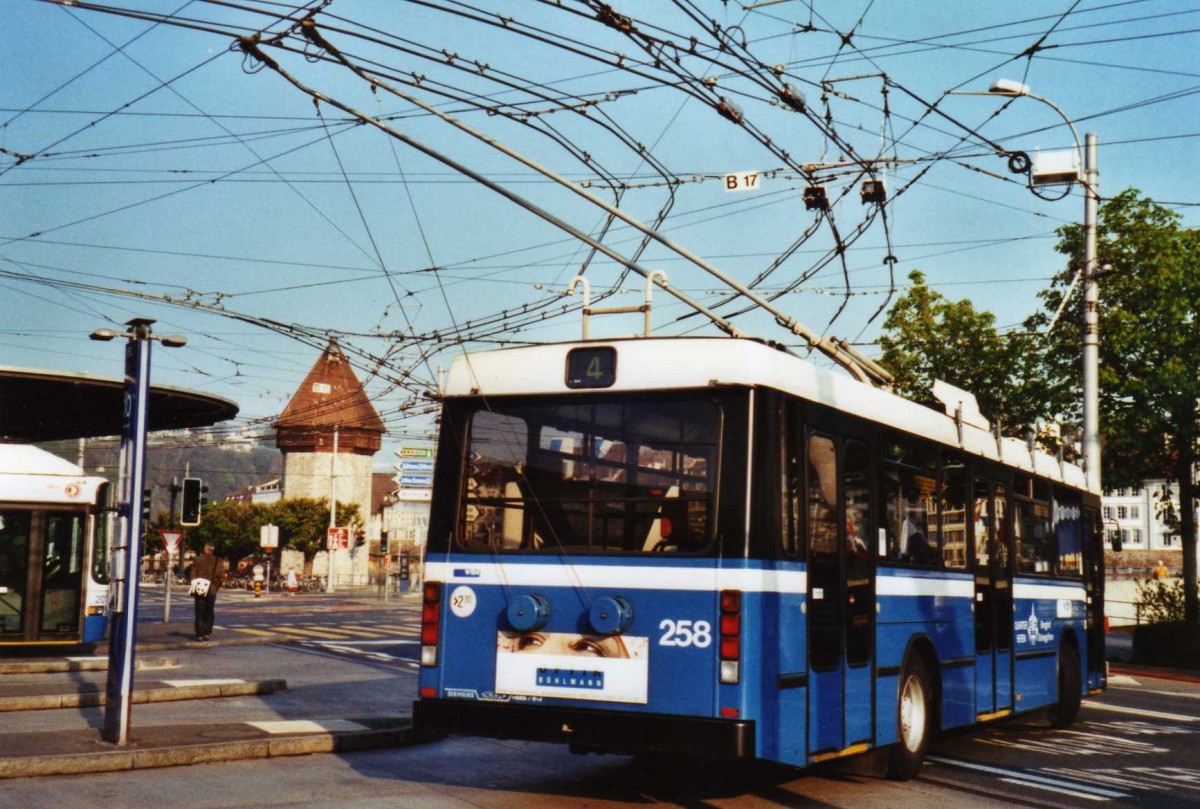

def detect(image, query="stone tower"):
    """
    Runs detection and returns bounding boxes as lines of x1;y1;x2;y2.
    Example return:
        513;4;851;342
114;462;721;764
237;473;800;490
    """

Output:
275;339;385;522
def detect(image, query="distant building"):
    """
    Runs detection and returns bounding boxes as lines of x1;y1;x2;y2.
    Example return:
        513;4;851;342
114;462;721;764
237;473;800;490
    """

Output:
275;339;385;524
224;478;282;505
1102;482;1197;552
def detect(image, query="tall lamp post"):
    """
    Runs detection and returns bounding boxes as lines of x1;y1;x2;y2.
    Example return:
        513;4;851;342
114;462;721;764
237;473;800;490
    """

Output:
90;318;186;746
984;80;1101;493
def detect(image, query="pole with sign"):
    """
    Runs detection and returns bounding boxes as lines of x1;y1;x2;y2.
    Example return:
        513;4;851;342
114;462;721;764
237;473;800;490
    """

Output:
260;524;279;594
89;317;186;747
160;529;184;623
102;320;152;746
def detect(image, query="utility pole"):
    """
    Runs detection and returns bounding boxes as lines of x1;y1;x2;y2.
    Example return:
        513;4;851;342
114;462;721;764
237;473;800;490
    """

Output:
163;477;181;623
327;425;338;594
1082;133;1101;493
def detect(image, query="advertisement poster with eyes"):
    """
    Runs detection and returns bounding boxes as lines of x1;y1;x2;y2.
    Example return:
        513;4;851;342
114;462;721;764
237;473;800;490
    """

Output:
494;630;650;704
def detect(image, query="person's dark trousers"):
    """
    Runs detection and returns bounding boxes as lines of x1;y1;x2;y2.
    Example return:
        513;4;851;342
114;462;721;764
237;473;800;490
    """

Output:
194;593;217;639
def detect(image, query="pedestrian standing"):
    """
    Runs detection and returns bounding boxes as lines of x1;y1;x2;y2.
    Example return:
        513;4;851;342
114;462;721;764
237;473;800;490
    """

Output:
189;542;226;641
1153;559;1169;580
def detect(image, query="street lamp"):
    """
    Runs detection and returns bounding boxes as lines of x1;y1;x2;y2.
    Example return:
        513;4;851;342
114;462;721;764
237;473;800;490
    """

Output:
956;81;1101;492
90;318;186;747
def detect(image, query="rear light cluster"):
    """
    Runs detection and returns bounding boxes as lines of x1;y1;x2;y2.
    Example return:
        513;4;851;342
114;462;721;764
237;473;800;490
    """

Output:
420;581;442;667
719;589;740;684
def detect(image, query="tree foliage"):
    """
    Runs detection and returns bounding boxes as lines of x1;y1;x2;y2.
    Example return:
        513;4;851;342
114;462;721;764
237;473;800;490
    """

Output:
878;270;1048;435
879;192;1200;627
185;498;362;562
1036;189;1200;626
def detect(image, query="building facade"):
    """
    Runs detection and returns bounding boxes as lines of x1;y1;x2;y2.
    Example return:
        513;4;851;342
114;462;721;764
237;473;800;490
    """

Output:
1102;482;1196;552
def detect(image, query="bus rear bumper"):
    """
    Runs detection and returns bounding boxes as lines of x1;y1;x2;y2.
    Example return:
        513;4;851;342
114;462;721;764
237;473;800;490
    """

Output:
413;698;756;759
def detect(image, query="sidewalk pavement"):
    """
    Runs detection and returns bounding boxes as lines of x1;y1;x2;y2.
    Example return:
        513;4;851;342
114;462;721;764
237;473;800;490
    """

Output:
0;599;421;780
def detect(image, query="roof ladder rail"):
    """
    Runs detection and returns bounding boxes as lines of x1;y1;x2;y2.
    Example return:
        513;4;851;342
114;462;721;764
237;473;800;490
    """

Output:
567;272;669;340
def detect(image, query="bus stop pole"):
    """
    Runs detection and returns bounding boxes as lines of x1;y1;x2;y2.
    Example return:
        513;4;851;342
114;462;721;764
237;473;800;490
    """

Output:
100;320;153;746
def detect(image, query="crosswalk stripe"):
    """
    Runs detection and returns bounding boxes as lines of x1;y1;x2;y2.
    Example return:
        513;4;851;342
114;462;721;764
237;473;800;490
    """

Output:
233;627;279;637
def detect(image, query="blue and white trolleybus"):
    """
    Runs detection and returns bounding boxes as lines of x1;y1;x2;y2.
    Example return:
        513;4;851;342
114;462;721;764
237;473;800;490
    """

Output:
413;335;1105;778
0;444;111;649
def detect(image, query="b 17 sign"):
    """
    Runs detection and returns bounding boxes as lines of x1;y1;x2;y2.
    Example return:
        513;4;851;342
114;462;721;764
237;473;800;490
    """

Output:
723;170;760;192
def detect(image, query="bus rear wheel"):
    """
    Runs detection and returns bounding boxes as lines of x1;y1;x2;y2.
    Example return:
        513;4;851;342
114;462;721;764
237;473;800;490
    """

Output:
887;654;932;781
1048;643;1082;729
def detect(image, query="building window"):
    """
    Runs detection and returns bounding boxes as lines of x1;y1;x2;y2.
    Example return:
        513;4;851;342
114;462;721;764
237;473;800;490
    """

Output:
1103;506;1113;519
1129;529;1142;544
1117;506;1128;519
1129;506;1140;519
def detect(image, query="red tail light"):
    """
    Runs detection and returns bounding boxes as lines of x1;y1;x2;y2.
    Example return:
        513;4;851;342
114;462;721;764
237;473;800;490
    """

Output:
421;582;442;661
719;589;740;683
660;517;674;539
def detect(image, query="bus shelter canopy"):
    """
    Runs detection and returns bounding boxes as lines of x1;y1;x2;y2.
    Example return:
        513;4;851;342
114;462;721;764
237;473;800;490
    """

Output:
0;366;239;442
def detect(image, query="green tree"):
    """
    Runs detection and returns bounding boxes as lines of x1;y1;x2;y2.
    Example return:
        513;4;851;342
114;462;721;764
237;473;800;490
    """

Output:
1034;189;1200;627
185;500;264;561
184;498;362;563
879;270;1048;435
265;498;362;559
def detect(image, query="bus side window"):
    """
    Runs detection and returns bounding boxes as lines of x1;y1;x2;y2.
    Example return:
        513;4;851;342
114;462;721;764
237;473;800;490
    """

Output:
807;435;838;557
780;402;803;558
882;463;937;566
940;461;969;570
1015;480;1053;575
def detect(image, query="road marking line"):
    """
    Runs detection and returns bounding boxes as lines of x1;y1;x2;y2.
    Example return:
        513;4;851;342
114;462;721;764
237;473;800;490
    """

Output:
998;777;1111;801
929;756;1129;799
162;679;245;687
1109;685;1200;700
1106;675;1140;686
1085;702;1199;723
311;639;418;647
233;627;278;637
248;719;369;734
270;626;353;638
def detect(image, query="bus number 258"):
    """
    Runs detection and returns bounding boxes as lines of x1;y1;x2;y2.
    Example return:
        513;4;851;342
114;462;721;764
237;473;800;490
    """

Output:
658;619;712;648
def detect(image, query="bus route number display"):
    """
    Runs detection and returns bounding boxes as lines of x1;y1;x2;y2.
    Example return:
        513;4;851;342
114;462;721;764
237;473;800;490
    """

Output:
566;347;616;389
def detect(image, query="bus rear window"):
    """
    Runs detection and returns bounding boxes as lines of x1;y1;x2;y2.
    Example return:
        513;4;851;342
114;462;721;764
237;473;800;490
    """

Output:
458;398;719;554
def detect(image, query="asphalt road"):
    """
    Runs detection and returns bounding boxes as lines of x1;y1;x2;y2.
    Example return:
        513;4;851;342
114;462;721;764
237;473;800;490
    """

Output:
6;590;1198;808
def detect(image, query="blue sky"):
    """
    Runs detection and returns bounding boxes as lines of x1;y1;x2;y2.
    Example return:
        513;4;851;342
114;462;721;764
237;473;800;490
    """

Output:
2;0;1197;463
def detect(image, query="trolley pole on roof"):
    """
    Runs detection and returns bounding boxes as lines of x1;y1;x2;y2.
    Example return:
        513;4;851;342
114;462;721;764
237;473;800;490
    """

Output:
89;318;186;746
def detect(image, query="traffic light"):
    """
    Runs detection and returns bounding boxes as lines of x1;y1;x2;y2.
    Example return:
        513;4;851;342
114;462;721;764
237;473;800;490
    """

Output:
141;488;152;527
180;477;203;526
379;530;388;554
355;529;365;548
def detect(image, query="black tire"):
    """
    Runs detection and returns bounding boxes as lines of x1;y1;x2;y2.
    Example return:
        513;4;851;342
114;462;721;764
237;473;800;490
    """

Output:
1049;643;1082;729
886;654;933;781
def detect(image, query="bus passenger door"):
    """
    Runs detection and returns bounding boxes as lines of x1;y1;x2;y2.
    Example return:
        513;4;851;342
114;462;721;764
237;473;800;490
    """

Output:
974;480;1013;717
807;435;874;756
0;510;32;640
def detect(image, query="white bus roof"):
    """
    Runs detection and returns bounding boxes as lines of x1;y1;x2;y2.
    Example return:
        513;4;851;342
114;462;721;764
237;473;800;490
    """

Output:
443;337;1092;493
0;444;108;504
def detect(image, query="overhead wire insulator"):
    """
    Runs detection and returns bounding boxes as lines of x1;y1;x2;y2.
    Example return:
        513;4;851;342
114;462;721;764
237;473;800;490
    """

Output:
595;4;634;32
778;84;807;113
717;97;744;124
